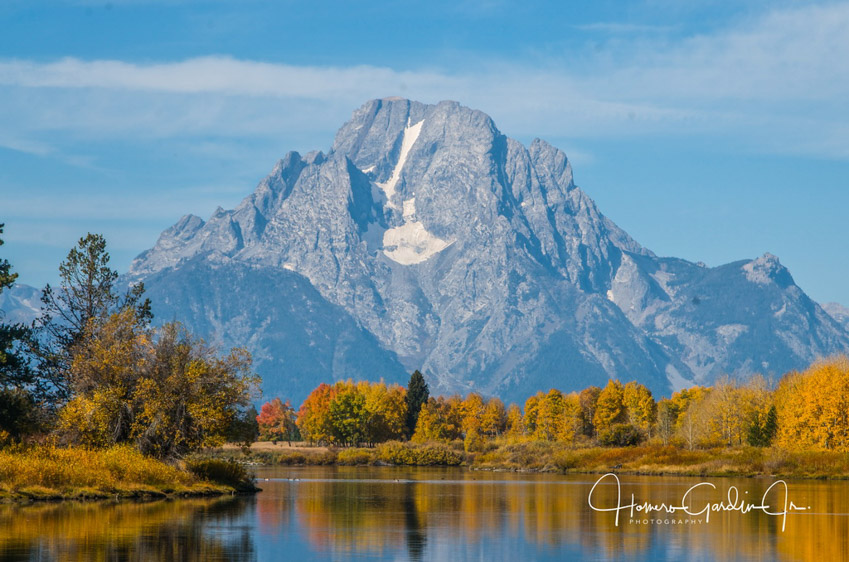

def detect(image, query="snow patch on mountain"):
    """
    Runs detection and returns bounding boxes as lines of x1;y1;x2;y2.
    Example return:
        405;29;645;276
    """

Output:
376;119;423;209
382;195;453;265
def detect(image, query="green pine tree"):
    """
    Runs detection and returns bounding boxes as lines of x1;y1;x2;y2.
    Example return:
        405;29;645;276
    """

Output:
0;223;38;441
762;405;778;446
34;233;151;402
405;370;429;439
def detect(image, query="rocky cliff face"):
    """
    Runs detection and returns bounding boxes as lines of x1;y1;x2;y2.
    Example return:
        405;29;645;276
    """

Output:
121;98;849;403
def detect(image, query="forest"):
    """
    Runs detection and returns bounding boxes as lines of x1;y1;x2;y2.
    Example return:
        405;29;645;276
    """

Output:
254;357;849;457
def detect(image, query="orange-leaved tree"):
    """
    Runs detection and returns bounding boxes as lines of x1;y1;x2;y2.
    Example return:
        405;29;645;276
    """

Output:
257;397;299;445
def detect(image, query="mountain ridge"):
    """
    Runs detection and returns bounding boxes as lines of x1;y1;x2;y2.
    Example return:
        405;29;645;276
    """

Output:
6;98;848;404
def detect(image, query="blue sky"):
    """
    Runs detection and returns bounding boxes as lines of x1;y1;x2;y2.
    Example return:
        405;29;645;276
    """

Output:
1;0;848;306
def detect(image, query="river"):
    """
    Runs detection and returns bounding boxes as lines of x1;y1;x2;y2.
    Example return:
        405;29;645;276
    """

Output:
1;466;846;561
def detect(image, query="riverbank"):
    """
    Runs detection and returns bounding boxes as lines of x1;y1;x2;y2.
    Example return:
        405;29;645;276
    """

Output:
0;445;258;502
206;440;849;479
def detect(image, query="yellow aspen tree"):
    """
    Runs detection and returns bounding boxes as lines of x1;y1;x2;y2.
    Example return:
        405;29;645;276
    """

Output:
593;379;625;434
536;389;565;441
623;381;657;437
505;404;524;437
523;392;543;436
461;392;485;437
480;398;507;437
559;392;583;444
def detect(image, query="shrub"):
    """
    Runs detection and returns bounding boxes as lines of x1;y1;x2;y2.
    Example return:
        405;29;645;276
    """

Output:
337;448;375;465
376;441;462;466
185;458;255;491
464;429;486;453
598;424;643;447
275;451;307;465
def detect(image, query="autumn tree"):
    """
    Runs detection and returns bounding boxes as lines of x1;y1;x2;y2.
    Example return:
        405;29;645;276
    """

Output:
328;381;367;446
405;370;429;439
535;389;565;441
775;357;849;451
412;396;463;443
523;392;542;436
578;386;601;437
561;392;584;443
460;392;485;437
297;383;336;444
58;311;258;458
480;397;507;438
671;386;711;450
361;381;407;445
593;380;626;434
257;398;299;445
655;399;677;445
34;233;151;403
623;381;656;438
505;404;524;437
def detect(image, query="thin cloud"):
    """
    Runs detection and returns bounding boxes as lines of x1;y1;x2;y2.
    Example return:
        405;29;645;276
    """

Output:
0;2;846;158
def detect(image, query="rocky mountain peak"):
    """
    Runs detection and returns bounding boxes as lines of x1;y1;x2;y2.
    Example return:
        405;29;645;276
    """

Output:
119;98;849;403
743;252;795;288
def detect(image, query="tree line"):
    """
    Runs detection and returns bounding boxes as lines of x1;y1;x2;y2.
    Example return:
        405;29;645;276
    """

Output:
258;359;849;453
0;227;259;458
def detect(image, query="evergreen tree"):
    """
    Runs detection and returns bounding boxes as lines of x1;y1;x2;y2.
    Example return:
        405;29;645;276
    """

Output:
762;405;778;446
0;223;38;441
746;417;764;447
405;370;429;439
34;233;151;402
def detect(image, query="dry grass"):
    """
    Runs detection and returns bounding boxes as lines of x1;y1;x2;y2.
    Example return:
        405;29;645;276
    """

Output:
0;445;244;501
210;439;849;479
474;441;849;478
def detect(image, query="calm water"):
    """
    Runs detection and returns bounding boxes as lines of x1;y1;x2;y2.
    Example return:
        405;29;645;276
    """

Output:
2;466;848;561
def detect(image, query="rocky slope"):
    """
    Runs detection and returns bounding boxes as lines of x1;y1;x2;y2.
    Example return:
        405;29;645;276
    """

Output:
50;98;849;403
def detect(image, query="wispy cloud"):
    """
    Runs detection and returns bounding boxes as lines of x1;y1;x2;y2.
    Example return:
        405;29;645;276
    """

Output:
0;2;847;159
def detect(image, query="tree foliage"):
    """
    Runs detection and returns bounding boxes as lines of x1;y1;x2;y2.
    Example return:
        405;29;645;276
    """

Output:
34;233;151;402
0;223;38;441
775;357;849;451
405;370;429;438
412;396;462;443
297;380;407;446
593;379;626;433
257;398;299;444
57;310;259;458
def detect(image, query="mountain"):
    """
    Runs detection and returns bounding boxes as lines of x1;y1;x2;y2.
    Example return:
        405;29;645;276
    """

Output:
824;302;849;332
0;283;40;325
115;98;849;403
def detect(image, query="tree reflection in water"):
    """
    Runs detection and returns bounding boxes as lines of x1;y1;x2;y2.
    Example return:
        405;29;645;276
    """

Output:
4;469;849;561
0;496;254;561
402;481;426;561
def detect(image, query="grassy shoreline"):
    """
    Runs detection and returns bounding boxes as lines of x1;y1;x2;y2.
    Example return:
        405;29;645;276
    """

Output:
0;445;259;503
205;440;849;480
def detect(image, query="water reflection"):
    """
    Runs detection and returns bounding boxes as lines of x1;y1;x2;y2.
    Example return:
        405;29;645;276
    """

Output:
2;467;848;561
0;496;254;561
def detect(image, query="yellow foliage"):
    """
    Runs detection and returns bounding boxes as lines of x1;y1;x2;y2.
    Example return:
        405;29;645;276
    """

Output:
593;379;625;433
775;356;849;451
